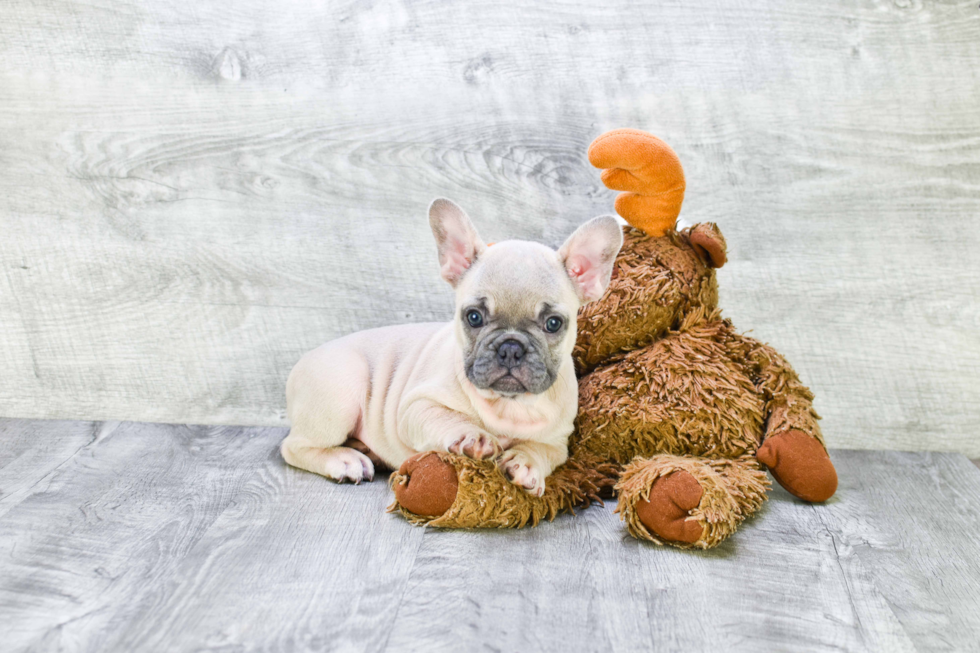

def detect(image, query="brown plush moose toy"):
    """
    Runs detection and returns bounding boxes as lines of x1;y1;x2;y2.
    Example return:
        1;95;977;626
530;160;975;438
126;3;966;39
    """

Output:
389;129;838;548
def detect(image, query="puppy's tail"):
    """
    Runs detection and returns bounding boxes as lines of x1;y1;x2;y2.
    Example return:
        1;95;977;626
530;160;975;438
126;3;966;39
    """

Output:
587;129;685;237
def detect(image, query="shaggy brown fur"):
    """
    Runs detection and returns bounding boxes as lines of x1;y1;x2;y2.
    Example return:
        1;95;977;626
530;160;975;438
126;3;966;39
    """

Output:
574;307;767;464
573;228;719;373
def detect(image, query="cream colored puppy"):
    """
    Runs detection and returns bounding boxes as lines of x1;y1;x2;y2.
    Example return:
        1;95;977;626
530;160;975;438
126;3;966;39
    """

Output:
281;199;622;496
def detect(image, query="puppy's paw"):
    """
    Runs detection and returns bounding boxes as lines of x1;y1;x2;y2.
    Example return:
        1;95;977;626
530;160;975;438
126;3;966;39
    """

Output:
499;451;545;497
447;428;500;460
321;447;375;484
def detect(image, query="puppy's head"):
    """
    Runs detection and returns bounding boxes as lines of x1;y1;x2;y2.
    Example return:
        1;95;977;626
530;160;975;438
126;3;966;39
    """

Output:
429;198;623;396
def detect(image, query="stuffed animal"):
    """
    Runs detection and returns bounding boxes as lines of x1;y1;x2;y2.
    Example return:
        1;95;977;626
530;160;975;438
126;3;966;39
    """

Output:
389;129;838;548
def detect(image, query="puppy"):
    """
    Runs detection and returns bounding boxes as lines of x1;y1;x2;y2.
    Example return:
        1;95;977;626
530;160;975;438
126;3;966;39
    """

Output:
281;199;623;496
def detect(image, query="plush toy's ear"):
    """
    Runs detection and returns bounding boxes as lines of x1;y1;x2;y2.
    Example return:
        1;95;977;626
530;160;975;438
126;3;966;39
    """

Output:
559;216;624;304
429;198;487;287
689;223;727;268
588;129;685;237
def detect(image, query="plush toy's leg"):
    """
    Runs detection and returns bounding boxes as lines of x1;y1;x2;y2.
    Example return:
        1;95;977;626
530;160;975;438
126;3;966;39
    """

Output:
389;451;615;528
746;340;838;502
616;454;769;549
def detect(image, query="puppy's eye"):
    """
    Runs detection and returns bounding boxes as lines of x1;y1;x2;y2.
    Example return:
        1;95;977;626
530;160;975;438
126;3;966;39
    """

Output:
465;309;484;328
545;316;563;333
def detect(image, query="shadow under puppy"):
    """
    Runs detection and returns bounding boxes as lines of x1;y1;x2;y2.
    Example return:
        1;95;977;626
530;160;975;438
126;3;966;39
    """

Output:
281;199;623;496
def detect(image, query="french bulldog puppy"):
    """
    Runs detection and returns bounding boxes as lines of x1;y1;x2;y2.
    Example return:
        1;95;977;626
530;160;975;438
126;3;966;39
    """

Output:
281;199;623;496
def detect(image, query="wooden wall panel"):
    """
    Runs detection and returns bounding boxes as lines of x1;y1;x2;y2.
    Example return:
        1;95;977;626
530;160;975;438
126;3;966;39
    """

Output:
1;0;978;453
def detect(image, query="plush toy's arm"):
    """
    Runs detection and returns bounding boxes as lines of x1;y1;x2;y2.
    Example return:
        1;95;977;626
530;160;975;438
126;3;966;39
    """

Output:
390;449;616;528
747;341;823;443
743;339;838;502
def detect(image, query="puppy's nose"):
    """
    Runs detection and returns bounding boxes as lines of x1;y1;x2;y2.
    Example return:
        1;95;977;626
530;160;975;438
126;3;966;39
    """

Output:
496;339;526;368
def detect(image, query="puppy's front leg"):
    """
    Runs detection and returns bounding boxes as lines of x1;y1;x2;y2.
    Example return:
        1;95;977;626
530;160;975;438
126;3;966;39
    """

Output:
400;400;501;460
499;440;569;497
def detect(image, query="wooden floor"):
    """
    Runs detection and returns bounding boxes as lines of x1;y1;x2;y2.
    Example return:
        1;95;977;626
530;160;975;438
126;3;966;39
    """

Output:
2;419;979;652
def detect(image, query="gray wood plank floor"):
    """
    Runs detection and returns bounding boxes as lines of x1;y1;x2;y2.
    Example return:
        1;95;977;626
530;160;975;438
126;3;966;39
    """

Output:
2;419;979;652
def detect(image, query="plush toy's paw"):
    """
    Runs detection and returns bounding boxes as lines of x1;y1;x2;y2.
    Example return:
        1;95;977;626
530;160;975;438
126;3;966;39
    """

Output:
447;428;501;460
392;452;459;517
634;471;704;545
499;450;546;497
756;430;838;503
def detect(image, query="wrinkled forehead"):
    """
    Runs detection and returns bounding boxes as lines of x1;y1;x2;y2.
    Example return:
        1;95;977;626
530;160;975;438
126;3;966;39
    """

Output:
460;241;574;314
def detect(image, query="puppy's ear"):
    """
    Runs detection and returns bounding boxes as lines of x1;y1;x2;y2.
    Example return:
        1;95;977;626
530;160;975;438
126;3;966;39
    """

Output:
559;216;624;304
429;198;487;287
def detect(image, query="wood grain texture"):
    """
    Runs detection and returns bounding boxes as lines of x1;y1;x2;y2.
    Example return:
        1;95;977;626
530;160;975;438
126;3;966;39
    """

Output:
0;418;426;652
2;417;980;651
0;1;979;454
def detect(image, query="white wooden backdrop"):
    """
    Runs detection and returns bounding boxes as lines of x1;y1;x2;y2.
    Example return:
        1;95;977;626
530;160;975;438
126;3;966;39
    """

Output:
1;0;978;455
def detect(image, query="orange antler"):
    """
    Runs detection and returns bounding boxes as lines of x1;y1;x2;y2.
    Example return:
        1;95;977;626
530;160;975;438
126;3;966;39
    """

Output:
587;129;685;237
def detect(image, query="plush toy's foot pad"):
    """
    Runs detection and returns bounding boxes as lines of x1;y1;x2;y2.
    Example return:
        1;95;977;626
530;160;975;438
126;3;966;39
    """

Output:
756;430;838;503
392;452;459;517
634;471;705;545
